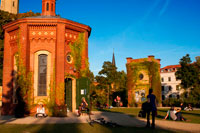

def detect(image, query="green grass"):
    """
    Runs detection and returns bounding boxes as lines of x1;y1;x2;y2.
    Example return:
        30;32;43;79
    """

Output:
97;107;200;124
0;124;176;133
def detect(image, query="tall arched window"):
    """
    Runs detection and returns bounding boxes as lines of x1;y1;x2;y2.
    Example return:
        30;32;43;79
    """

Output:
38;54;47;96
51;3;53;11
46;3;49;11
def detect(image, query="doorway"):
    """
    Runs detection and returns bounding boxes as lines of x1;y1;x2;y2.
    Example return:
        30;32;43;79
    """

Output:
65;78;72;111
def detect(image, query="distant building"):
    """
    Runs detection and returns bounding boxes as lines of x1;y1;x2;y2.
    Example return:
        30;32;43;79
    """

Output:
160;65;184;101
1;0;19;14
126;55;161;107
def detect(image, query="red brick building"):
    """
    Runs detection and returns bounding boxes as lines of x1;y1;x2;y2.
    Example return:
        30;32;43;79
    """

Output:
2;0;91;115
126;56;161;107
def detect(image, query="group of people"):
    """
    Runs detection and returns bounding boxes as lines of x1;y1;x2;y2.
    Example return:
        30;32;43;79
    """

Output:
35;97;90;118
164;105;187;121
181;103;193;111
35;90;191;130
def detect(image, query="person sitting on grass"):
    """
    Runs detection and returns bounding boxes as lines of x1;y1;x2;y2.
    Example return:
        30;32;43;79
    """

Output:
164;106;187;121
35;104;47;118
185;104;193;111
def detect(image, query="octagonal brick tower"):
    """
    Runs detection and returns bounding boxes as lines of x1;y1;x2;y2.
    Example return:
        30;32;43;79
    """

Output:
2;0;91;115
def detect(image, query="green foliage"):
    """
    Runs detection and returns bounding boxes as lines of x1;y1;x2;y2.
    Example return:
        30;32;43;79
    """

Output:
176;54;200;107
176;54;197;89
14;29;33;116
69;33;89;77
127;60;161;105
94;61;127;106
162;98;181;107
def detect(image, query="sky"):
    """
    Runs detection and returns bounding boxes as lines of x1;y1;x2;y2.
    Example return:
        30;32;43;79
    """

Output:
2;0;200;75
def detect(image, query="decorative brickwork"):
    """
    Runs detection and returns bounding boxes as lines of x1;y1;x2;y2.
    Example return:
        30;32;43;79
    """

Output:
2;1;91;115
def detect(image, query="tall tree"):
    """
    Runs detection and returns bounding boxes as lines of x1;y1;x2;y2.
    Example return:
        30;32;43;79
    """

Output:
95;61;127;106
176;54;200;106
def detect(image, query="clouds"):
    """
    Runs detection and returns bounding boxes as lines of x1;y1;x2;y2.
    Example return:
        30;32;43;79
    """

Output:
159;0;171;17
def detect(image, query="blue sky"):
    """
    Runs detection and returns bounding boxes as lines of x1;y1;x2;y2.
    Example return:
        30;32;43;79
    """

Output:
2;0;200;75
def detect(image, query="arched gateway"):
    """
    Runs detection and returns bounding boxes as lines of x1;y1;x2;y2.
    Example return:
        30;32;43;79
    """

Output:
2;0;91;115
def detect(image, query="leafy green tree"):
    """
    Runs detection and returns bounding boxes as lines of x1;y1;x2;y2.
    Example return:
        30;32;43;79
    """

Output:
176;54;200;107
95;61;127;106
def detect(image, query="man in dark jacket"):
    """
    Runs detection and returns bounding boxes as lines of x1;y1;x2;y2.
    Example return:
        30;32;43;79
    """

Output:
146;89;157;129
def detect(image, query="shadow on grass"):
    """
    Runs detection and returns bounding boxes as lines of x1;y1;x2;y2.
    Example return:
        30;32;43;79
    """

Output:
0;124;177;133
0;108;191;132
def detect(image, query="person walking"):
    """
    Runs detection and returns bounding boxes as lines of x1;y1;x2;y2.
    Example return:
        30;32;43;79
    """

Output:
146;88;157;129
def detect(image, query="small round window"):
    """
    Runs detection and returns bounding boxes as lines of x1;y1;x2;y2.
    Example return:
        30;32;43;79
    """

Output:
66;53;73;64
139;74;144;80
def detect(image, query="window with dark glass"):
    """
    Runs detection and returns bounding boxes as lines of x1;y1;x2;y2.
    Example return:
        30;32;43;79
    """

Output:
13;1;15;7
66;53;73;63
139;74;144;80
168;77;171;81
161;77;164;82
46;3;49;11
38;54;47;96
162;95;165;100
51;3;53;11
168;86;172;91
162;86;165;91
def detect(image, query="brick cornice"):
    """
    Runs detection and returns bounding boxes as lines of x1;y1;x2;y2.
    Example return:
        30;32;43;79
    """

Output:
3;17;91;37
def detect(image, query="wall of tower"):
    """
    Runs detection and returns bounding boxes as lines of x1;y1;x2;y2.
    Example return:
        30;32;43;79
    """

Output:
1;0;19;14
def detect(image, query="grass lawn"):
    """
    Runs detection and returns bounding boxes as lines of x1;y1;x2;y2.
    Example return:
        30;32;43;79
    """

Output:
0;124;177;133
97;107;200;124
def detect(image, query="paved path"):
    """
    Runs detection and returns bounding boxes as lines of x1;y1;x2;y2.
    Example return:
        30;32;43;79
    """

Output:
0;111;200;132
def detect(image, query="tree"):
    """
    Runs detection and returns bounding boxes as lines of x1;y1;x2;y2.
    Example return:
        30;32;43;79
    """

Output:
175;54;200;107
95;61;127;106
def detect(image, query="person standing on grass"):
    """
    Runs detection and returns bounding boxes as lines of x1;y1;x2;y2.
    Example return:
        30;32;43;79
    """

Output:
146;88;157;129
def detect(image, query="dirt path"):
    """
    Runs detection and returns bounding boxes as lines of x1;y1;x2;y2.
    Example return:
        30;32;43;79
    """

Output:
0;111;200;132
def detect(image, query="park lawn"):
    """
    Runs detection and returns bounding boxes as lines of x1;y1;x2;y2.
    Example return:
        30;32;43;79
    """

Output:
0;124;177;133
97;107;200;124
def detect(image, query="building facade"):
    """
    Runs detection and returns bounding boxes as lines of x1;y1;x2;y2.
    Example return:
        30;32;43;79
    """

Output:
126;55;161;107
2;0;91;115
1;0;19;14
160;65;184;101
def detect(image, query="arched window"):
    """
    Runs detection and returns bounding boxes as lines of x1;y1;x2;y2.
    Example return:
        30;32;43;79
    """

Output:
38;54;47;96
46;3;49;11
51;3;53;11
